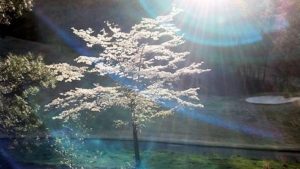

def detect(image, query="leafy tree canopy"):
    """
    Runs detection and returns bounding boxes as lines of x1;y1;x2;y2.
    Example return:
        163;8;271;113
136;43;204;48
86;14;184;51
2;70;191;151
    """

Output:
0;53;55;138
0;0;34;24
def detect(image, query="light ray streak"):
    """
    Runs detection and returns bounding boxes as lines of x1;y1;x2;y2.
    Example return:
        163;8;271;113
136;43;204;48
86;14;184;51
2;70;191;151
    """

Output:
0;141;22;169
34;9;92;56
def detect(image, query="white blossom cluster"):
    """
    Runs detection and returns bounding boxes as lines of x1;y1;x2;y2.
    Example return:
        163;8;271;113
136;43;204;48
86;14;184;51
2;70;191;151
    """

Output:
47;63;87;82
47;7;209;127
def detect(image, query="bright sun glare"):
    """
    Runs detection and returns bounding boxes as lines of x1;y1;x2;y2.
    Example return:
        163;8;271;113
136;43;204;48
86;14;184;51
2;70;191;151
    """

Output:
175;0;231;11
139;0;287;46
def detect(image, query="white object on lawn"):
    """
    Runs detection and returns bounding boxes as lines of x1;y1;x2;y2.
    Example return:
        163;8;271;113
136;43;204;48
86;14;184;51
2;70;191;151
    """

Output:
245;96;300;105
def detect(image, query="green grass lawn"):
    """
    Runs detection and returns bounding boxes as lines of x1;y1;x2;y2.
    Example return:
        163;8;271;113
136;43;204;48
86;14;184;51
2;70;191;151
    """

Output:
13;149;300;169
144;151;300;169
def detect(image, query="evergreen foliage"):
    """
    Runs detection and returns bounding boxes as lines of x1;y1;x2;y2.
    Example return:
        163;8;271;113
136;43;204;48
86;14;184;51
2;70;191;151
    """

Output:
0;53;55;138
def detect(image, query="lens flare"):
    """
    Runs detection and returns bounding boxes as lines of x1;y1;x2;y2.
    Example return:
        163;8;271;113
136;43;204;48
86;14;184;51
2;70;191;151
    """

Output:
139;0;288;46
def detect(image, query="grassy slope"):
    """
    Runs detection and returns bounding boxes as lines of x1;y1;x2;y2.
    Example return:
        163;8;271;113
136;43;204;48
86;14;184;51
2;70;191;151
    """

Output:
13;149;300;169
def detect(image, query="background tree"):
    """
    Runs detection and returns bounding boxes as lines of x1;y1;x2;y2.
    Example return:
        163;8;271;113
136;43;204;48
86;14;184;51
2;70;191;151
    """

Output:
0;53;55;138
269;0;300;92
230;1;283;93
46;7;208;168
0;0;34;24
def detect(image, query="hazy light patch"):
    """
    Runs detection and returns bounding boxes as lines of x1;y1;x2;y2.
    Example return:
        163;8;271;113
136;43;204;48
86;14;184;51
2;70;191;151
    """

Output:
160;100;280;139
139;0;288;47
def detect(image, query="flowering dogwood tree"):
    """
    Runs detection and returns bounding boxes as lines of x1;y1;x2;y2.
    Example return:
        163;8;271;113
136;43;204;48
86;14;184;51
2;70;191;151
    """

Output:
46;7;209;168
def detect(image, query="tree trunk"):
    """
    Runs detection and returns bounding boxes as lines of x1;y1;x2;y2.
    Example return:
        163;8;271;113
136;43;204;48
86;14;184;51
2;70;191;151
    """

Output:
129;89;142;168
132;122;141;168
